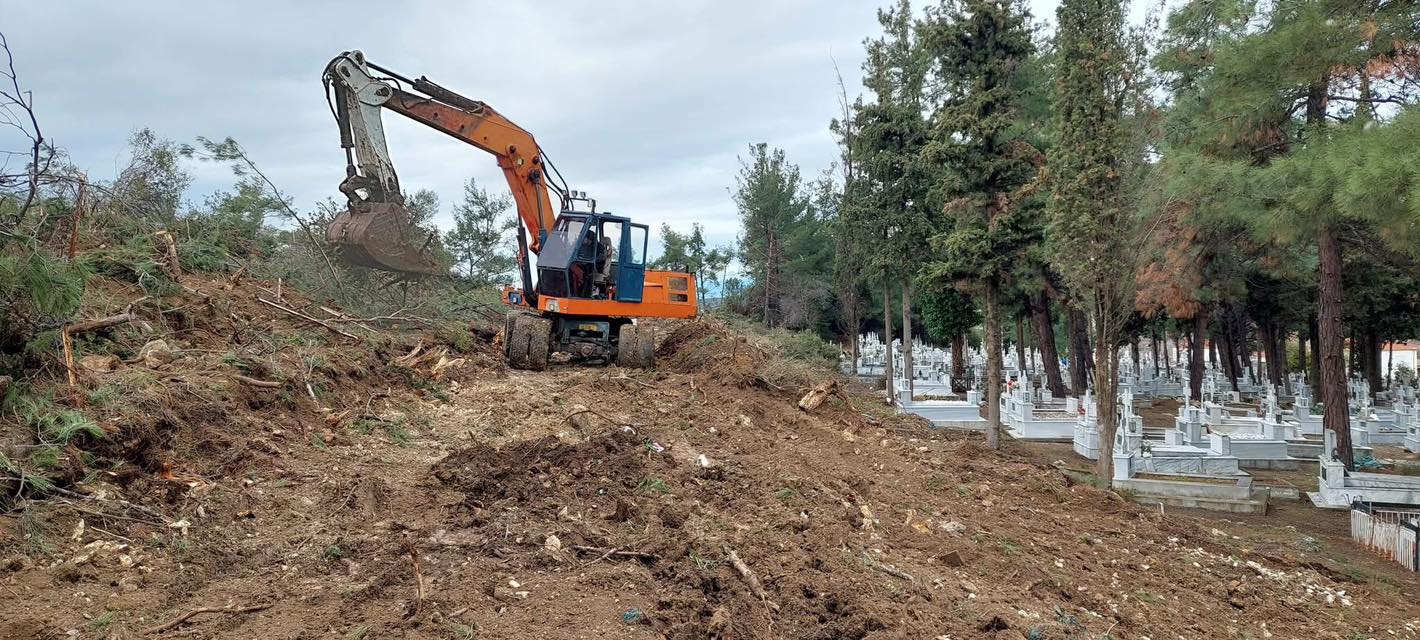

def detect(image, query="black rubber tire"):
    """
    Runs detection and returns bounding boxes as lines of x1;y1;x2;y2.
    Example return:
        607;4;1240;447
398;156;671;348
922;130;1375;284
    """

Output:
616;322;654;369
507;314;532;370
635;322;655;369
526;316;552;371
503;312;518;361
615;322;640;368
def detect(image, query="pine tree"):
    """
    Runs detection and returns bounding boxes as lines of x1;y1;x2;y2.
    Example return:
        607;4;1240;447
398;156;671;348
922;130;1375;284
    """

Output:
843;0;934;400
734;144;809;328
1047;0;1140;488
919;0;1039;448
443;177;516;286
653;222;731;306
1152;0;1420;469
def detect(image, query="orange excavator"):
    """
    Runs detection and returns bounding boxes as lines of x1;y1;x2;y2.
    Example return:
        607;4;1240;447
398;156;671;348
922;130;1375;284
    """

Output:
322;51;696;370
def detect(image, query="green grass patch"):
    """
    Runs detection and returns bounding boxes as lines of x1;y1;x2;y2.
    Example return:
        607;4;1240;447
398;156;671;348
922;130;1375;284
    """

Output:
638;477;671;494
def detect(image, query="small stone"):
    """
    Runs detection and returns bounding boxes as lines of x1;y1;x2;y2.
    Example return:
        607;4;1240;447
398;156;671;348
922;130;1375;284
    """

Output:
568;405;592;429
544;535;562;552
78;354;120;373
622;608;645;625
940;521;967;535
139;339;175;368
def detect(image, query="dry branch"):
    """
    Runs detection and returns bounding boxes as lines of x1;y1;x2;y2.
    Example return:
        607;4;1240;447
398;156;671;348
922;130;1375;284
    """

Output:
862;552;914;581
403;539;425;616
606;374;658;389
564;408;630;427
65;313;135;335
233;374;282;389
256;297;360;339
573;545;657;566
724;545;780;611
141;603;271;635
60;328;77;386
14;480;171;524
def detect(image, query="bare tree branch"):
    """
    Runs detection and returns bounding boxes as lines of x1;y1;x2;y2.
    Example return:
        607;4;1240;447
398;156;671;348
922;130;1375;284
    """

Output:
0;31;45;232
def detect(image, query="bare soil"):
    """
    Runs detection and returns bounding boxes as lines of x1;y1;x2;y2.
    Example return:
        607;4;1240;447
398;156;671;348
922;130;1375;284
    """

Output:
4;285;1420;639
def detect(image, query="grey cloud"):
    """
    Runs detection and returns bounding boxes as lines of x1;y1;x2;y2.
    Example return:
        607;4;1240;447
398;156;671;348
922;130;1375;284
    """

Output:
4;0;1077;258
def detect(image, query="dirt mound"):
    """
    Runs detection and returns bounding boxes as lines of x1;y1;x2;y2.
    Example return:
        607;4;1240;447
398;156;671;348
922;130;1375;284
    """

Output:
4;306;1419;639
2;270;498;507
433;429;661;519
656;317;765;379
656;316;832;393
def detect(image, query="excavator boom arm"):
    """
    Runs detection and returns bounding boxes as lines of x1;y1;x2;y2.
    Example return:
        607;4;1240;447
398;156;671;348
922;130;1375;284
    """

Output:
324;51;559;266
380;84;557;251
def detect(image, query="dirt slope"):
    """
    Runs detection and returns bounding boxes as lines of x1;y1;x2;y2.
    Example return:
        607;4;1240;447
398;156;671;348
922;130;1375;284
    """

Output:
3;306;1419;639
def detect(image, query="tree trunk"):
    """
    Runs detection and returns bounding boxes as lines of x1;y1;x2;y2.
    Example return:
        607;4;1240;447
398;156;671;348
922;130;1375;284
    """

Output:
1093;311;1121;490
1066;306;1088;396
1015;316;1027;384
1318;222;1353;469
1275;326;1291;396
1075;308;1095;380
844;282;862;376
1387;340;1395;389
951;333;966;393
1309;314;1321;389
1258;322;1275;388
1130;337;1141;378
1030;294;1067;396
1150;327;1160;378
1366;330;1382;397
849;310;860;377
902;281;914;401
883;280;895;405
1221;326;1241;393
1297;326;1307;389
763;232;783;328
1162;328;1172;376
1190;312;1205;403
1241;325;1256;384
984;280;1003;450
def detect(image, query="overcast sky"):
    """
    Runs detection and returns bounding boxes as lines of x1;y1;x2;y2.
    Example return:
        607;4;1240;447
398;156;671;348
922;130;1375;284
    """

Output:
6;0;1118;259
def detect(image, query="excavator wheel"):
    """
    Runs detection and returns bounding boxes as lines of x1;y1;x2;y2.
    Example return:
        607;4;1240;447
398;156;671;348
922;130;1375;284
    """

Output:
506;312;551;371
503;312;517;360
616;322;655;369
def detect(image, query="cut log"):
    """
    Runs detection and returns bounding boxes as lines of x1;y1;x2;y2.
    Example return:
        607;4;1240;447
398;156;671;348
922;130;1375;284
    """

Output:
66;313;135;335
798;380;839;412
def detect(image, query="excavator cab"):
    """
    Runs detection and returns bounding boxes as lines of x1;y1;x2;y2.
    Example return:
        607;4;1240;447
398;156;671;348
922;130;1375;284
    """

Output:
534;213;646;302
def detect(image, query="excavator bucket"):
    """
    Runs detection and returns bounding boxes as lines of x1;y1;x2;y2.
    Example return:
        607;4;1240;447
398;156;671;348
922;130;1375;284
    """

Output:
326;202;444;275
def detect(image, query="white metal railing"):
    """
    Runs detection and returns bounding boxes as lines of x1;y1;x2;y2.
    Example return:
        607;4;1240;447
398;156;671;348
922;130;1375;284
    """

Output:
1351;502;1420;571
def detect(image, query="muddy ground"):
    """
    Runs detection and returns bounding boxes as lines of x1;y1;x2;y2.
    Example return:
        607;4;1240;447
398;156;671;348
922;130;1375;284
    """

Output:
3;285;1419;639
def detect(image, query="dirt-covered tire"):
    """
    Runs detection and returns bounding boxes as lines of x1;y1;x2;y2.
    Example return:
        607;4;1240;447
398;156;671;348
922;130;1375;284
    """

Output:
525;316;551;371
507;313;532;369
507;312;552;371
635;322;655;369
616;322;655;369
615;322;639;368
503;312;518;360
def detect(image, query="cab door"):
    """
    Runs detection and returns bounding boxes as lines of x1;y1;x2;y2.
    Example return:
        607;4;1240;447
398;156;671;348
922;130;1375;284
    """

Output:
615;223;648;302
